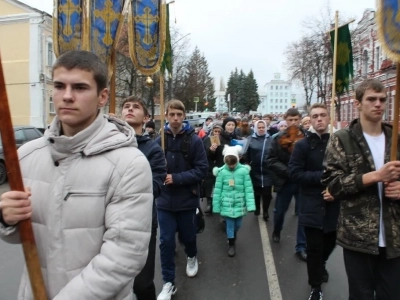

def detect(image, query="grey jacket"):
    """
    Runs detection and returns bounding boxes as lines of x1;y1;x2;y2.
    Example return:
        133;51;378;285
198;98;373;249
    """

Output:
0;113;153;299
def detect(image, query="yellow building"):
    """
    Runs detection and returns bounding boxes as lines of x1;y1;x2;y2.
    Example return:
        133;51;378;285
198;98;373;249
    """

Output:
0;0;54;128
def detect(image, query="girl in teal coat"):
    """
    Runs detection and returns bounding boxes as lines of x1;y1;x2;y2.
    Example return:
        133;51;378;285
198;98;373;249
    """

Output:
213;145;256;257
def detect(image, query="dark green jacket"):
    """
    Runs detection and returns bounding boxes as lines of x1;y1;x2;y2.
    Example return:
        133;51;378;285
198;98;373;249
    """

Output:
321;119;400;258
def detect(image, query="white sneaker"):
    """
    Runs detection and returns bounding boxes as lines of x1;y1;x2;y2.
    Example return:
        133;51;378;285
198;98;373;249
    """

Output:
186;256;198;277
157;282;177;300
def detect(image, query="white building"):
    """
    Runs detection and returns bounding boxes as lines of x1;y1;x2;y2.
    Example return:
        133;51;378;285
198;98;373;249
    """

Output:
257;73;294;116
214;89;228;113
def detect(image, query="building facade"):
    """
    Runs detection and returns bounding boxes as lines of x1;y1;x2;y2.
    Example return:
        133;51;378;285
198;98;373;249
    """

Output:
214;89;228;113
257;73;293;117
329;8;397;128
0;0;54;128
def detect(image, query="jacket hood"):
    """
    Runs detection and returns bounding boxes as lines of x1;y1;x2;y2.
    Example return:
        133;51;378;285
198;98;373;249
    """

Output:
135;131;151;144
164;120;194;134
46;112;137;162
308;124;337;135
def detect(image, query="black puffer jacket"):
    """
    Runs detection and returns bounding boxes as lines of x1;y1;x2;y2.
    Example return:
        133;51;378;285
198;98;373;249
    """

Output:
265;128;305;192
289;129;340;232
137;132;167;228
245;132;273;188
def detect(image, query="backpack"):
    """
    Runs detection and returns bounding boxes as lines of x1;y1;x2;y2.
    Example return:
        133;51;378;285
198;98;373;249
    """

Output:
164;130;195;169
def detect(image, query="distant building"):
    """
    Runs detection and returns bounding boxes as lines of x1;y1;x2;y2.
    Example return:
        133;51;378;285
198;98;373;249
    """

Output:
214;87;228;113
257;73;293;117
0;0;55;127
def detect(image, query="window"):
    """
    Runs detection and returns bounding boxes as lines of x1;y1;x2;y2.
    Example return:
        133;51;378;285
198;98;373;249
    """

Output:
280;99;282;103
285;86;288;90
276;99;278;103
275;92;278;96
47;42;53;66
14;129;26;143
24;128;41;141
49;96;55;114
271;86;274;90
275;105;278;109
285;93;288;96
280;92;283;96
375;46;381;71
280;86;283;89
363;50;369;75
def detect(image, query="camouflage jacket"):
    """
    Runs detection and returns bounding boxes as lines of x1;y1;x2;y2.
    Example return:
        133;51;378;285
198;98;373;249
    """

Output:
321;119;400;258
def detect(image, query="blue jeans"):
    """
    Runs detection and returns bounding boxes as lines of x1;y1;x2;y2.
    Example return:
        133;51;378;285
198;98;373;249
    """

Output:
273;182;306;252
158;209;197;283
225;217;243;238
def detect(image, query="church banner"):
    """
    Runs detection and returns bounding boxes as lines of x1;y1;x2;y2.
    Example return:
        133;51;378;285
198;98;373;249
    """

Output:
54;0;125;73
377;0;400;61
128;0;166;75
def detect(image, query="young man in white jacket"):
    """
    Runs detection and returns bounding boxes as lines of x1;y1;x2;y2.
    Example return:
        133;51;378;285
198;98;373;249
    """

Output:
0;50;153;300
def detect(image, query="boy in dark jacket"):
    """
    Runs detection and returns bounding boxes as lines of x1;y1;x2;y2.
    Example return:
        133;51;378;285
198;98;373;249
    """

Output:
121;96;167;300
322;79;400;299
289;103;339;300
156;100;208;300
265;108;307;261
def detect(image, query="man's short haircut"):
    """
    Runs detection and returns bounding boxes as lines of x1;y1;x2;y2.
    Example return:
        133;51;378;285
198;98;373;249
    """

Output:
263;114;272;119
284;108;301;119
222;112;229;117
52;50;108;94
121;96;149;117
309;103;328;114
166;99;185;114
225;155;238;165
355;79;385;101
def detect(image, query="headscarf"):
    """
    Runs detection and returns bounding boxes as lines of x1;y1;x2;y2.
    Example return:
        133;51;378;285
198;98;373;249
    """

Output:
254;120;267;136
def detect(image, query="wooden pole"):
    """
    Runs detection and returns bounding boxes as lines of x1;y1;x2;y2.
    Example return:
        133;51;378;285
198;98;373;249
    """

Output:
390;63;400;160
109;50;116;114
330;11;339;134
160;73;165;150
0;55;47;299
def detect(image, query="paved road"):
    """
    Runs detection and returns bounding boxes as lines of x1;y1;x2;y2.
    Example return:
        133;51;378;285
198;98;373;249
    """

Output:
0;183;348;299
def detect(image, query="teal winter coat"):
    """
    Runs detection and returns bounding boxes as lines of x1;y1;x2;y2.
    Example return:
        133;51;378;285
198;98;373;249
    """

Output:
212;164;256;218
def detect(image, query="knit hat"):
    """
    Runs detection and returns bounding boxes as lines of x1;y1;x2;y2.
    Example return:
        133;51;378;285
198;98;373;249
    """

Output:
278;120;287;128
145;120;155;130
212;123;223;131
222;144;242;162
222;117;237;130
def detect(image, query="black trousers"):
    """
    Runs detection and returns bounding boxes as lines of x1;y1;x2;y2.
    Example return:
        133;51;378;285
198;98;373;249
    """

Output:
254;186;272;215
343;248;400;300
133;223;157;300
304;227;336;287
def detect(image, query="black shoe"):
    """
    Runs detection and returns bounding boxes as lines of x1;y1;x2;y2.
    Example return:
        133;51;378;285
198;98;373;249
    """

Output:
296;250;307;261
322;267;329;283
272;231;280;243
263;213;269;222
254;210;260;216
228;238;236;257
308;288;323;300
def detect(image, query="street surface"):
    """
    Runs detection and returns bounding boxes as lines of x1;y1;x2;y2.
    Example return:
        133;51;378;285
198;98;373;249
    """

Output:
0;183;348;299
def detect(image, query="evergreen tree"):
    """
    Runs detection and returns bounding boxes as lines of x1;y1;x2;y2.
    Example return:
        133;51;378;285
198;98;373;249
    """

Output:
225;68;240;112
245;70;260;112
175;46;215;112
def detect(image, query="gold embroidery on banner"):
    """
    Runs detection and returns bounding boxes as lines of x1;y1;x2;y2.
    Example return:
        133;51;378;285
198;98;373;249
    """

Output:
337;42;351;66
134;7;159;45
58;0;82;36
94;0;121;47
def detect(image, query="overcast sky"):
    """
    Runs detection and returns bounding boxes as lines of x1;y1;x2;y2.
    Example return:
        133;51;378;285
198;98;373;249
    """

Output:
20;0;375;94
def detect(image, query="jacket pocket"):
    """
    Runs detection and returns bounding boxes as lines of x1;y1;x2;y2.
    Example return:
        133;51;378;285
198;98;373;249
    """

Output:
62;190;107;229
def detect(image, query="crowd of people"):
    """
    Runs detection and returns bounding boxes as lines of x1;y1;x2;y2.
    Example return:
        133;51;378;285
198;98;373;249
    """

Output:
0;50;400;300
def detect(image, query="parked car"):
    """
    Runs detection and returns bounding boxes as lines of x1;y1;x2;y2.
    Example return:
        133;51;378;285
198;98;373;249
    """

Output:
0;126;43;185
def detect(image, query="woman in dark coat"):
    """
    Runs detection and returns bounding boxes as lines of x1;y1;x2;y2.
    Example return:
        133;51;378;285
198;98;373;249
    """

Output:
203;124;223;213
245;120;273;221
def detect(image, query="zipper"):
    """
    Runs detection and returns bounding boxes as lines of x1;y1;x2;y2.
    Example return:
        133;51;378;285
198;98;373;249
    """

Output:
260;136;267;188
64;192;106;201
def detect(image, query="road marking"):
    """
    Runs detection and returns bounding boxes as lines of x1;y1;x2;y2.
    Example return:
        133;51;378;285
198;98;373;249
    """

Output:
258;216;283;300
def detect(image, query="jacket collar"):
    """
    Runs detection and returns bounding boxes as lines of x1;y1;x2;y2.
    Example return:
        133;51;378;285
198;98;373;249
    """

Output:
46;112;137;162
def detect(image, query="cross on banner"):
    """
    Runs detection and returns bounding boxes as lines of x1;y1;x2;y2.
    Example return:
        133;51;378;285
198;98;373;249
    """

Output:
59;0;81;36
134;7;159;45
94;0;120;46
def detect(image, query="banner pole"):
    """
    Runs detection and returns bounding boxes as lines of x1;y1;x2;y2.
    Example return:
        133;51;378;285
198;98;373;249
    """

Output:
390;63;400;160
160;73;165;151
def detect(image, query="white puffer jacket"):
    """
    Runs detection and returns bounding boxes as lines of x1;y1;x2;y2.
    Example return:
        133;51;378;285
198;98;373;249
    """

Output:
0;113;153;300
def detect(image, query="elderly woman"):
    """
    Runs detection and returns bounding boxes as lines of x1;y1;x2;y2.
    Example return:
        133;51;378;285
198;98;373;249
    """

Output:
245;120;273;221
